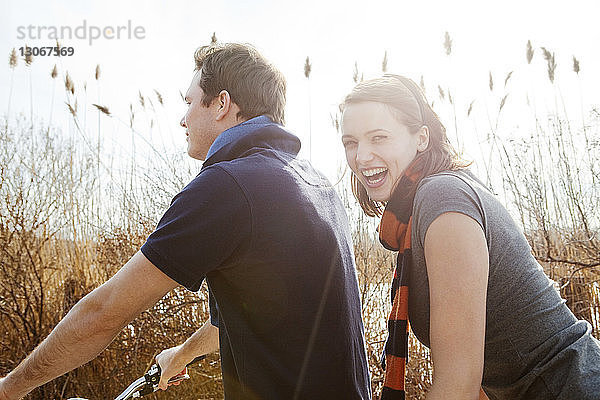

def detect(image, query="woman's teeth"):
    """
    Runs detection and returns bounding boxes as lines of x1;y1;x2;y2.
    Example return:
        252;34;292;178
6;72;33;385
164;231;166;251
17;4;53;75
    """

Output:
362;168;388;184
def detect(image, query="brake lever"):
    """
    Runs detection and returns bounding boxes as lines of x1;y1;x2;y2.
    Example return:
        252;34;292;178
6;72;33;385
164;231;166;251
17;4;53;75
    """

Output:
68;355;207;400
115;355;207;399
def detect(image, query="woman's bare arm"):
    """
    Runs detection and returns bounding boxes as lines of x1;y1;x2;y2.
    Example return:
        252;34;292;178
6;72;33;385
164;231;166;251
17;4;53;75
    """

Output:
423;212;489;400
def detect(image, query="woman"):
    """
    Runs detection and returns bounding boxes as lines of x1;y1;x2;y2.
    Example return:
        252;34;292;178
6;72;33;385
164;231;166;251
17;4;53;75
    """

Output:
340;74;600;400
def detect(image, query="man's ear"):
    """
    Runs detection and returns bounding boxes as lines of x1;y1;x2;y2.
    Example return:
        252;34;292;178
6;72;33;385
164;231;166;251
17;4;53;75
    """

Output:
417;125;430;152
215;90;232;121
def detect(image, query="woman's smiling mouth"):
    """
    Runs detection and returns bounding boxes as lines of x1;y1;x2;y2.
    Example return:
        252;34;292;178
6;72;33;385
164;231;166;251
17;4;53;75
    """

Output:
361;167;388;187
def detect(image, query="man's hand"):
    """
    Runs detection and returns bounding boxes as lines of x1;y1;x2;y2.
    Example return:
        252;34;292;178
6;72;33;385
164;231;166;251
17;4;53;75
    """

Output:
156;320;219;391
156;344;189;390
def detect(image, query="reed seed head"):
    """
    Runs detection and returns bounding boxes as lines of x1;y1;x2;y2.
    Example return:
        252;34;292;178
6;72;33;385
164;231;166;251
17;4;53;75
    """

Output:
573;56;580;74
51;65;58;79
467;100;475;117
95;64;101;81
541;47;556;83
211;32;218;45
65;72;75;95
304;56;311;79
382;51;388;73
444;32;452;56
66;101;77;117
489;72;494;92
154;89;163;105
24;45;33;66
9;48;17;69
526;40;534;64
93;104;111;116
437;85;445;100
504;71;513;88
499;94;508;112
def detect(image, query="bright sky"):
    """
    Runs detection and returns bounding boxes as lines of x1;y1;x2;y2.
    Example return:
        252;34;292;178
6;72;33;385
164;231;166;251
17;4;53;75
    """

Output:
2;0;600;184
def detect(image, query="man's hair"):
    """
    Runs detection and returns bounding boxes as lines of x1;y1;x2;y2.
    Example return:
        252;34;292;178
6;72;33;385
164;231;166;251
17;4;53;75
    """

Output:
194;43;286;124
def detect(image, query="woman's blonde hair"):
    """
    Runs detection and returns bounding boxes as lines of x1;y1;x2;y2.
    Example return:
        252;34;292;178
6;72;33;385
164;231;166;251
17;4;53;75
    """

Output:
342;74;471;217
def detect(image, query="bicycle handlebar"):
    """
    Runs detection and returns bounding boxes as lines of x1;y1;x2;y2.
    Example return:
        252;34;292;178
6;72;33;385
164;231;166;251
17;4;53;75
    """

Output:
115;355;207;400
68;355;207;400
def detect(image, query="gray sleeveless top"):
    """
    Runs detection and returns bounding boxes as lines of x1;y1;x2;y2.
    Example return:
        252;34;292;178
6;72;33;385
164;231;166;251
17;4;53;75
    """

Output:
409;169;600;399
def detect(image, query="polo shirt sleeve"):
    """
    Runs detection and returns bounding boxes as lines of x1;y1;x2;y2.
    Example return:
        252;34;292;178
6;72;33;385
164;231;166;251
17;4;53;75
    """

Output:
141;166;251;292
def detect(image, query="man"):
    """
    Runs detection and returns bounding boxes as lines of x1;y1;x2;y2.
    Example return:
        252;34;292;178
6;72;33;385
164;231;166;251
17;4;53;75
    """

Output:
0;43;371;399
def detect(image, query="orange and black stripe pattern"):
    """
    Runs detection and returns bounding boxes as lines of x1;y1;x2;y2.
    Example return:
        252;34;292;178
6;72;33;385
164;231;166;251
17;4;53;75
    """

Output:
378;159;424;400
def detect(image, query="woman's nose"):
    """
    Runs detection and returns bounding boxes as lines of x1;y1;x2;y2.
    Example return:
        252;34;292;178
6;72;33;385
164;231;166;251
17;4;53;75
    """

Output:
356;143;374;164
180;117;186;128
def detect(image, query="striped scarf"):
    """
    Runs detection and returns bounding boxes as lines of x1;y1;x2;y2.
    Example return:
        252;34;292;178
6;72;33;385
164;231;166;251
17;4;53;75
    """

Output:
378;158;424;400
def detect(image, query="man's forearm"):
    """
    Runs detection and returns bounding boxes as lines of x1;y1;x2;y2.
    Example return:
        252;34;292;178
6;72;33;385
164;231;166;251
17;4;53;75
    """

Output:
180;320;219;360
1;289;130;399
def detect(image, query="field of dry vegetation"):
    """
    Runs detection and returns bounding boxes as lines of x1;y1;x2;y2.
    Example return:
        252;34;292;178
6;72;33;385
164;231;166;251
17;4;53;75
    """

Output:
1;36;599;399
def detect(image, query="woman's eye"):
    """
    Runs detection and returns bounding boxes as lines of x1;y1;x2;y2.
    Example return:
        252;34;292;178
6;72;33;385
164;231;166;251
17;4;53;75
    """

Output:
372;135;386;142
342;140;357;148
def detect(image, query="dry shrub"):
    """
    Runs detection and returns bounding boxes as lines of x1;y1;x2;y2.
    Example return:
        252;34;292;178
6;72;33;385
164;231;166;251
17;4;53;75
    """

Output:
0;118;224;399
496;110;600;337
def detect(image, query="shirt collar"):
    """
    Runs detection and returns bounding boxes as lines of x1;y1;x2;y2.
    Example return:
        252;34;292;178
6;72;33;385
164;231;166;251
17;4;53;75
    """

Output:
205;115;273;161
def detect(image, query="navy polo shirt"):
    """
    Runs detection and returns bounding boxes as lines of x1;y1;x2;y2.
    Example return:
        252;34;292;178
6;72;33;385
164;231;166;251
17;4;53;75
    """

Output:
141;117;370;399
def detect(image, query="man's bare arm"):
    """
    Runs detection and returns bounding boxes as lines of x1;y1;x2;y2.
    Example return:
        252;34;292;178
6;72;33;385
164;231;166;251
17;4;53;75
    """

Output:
155;319;219;390
0;251;178;400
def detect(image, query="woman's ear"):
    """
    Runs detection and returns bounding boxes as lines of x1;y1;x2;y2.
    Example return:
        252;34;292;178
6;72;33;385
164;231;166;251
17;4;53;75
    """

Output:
417;125;430;152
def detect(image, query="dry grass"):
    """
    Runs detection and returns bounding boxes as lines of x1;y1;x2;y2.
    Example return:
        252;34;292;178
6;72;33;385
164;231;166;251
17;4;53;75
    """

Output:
1;36;599;399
